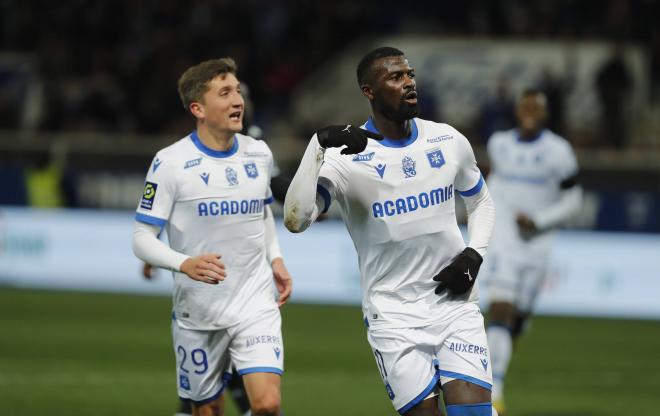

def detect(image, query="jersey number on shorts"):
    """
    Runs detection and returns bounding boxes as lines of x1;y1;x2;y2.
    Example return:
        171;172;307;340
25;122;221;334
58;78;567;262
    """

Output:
177;345;209;375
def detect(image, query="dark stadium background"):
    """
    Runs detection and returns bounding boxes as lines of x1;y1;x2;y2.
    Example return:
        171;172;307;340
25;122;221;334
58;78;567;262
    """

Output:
1;1;659;415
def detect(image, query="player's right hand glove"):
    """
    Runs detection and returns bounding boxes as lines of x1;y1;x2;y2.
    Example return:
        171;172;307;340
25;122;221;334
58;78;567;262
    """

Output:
432;247;483;296
316;125;383;155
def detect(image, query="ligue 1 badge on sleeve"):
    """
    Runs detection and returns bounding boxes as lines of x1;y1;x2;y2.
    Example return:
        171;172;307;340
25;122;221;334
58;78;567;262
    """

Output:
426;148;445;169
140;181;158;210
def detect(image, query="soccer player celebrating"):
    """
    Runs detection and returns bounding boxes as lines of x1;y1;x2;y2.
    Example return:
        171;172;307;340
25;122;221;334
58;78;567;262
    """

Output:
284;47;497;416
482;89;582;414
132;58;292;416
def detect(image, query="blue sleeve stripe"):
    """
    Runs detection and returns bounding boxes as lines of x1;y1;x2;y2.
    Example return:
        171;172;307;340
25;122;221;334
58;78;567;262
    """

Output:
316;184;332;214
398;372;439;414
237;366;283;376
458;175;484;197
445;402;492;415
135;212;167;228
438;370;492;390
264;196;275;205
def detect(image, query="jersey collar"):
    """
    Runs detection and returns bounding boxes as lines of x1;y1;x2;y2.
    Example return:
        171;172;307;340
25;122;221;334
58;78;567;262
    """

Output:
190;131;239;158
364;118;418;148
516;128;545;144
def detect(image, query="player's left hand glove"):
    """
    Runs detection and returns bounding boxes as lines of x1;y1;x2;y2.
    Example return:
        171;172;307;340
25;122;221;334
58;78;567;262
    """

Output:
433;247;483;296
316;125;383;155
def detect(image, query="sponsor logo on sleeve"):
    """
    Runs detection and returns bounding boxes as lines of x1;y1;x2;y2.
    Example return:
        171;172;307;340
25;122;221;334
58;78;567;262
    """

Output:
152;158;162;173
140;182;158;210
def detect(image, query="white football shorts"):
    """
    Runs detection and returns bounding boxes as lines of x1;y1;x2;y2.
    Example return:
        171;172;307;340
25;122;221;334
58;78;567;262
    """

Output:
367;305;493;414
482;250;548;312
172;306;284;404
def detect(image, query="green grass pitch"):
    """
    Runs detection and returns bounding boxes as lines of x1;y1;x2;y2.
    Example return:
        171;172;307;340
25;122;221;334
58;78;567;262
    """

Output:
0;288;658;415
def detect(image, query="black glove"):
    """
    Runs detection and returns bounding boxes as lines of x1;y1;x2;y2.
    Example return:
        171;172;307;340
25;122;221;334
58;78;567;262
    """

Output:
433;247;483;296
316;125;383;155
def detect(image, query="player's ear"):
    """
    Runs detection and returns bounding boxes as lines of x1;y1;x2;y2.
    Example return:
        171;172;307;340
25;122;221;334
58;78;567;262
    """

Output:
189;102;204;119
361;84;374;101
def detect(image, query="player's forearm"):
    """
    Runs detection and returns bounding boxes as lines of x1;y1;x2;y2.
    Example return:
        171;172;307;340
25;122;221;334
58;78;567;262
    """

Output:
532;186;582;230
283;135;325;233
132;222;189;272
463;184;495;257
264;206;283;262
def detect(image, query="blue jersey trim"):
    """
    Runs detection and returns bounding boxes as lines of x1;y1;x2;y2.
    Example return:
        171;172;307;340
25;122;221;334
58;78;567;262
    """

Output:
264;196;275;205
438;370;492;390
316;184;331;214
237;366;283;376
190;131;239;158
179;383;227;405
516;128;545;143
135;212;167;228
457;175;484;197
365;118;418;148
397;372;439;414
445;402;492;416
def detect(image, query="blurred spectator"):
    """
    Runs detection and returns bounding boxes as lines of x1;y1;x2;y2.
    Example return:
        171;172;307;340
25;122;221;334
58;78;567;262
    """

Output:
479;77;516;143
595;45;632;149
537;65;573;137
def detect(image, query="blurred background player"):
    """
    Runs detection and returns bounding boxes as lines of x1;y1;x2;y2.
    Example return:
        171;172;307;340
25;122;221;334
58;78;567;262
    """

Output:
284;47;497;416
132;58;292;416
482;89;582;414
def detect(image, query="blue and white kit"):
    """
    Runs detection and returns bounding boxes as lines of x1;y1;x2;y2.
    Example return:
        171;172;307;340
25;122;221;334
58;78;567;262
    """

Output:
285;118;496;413
134;131;284;403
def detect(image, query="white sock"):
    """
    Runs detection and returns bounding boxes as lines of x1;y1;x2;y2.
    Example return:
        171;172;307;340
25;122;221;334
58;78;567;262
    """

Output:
487;324;512;401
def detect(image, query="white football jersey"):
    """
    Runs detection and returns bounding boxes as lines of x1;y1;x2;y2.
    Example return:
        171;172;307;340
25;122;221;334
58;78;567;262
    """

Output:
487;128;578;255
318;118;485;330
135;131;276;330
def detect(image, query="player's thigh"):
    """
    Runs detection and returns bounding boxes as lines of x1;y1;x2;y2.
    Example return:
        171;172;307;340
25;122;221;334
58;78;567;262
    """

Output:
229;306;284;379
172;321;232;404
367;327;439;414
516;262;547;313
483;252;518;306
242;372;281;410
437;309;493;403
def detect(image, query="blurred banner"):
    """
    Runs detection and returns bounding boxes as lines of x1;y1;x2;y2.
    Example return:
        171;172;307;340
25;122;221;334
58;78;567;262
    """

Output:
1;207;659;319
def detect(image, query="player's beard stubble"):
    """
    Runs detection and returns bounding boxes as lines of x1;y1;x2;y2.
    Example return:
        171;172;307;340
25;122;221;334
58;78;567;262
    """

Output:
381;100;419;124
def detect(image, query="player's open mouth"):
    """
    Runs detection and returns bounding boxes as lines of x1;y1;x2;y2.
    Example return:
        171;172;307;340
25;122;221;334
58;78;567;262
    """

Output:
229;111;242;121
403;91;418;105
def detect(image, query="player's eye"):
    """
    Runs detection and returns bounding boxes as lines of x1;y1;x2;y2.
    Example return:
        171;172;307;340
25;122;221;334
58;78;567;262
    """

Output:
408;71;416;79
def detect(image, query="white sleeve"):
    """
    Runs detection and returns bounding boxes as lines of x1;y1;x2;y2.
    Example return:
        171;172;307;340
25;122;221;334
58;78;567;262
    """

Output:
132;221;189;271
532;186;582;230
462;184;495;257
135;152;177;229
264;206;283;262
283;135;328;233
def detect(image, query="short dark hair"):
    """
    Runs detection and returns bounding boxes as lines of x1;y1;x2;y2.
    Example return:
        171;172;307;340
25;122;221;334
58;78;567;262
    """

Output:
178;58;238;113
518;87;547;105
356;47;404;86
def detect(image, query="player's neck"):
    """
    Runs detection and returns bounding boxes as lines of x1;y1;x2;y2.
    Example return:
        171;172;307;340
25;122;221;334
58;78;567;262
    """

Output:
371;115;412;140
519;127;542;141
196;124;235;151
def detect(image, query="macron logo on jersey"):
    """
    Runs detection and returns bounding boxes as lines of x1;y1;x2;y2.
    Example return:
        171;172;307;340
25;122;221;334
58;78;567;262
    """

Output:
372;185;453;218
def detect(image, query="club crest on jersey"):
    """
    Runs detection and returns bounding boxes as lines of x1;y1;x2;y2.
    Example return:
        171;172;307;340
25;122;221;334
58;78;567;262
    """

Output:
402;156;416;178
152;158;162;173
140;182;157;210
225;167;239;186
352;152;375;162
184;157;202;169
199;172;210;185
426;148;445;169
374;163;386;178
244;162;259;178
